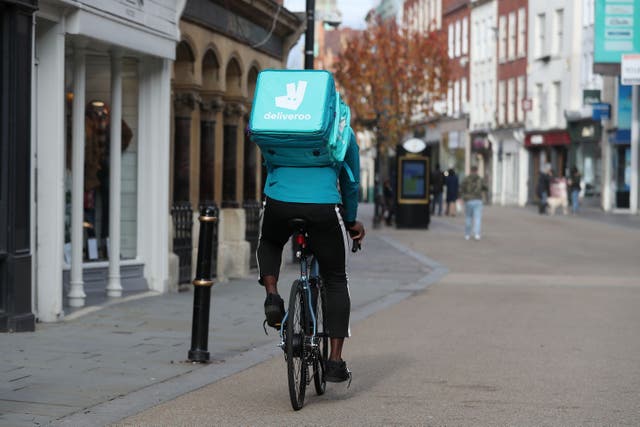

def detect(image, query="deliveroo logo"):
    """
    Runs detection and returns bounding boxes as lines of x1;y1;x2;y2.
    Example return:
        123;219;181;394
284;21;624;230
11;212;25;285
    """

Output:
275;81;307;110
264;80;312;121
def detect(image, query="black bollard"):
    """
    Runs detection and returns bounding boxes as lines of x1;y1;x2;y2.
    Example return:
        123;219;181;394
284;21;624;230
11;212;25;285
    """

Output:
188;206;217;362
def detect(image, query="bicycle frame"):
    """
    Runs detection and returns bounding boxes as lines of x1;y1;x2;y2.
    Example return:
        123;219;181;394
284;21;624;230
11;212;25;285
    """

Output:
279;231;321;347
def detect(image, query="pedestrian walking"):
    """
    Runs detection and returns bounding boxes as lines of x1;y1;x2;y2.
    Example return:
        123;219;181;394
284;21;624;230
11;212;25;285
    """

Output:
460;165;488;240
568;166;581;215
430;164;444;216
444;168;459;216
383;179;395;225
536;163;553;215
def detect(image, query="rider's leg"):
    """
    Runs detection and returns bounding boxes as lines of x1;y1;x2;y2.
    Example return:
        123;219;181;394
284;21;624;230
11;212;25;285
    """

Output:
262;274;278;295
330;337;344;361
309;205;351;344
307;204;352;382
257;198;294;327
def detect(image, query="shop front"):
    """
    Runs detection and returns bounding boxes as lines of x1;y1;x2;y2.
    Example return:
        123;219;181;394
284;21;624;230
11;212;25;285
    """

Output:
525;130;570;203
33;1;183;322
438;117;468;177
607;82;634;211
490;128;527;206
567;119;603;206
610;129;632;209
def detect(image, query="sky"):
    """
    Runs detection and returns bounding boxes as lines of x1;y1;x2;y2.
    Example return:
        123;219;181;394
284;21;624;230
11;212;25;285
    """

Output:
283;0;378;68
283;0;378;30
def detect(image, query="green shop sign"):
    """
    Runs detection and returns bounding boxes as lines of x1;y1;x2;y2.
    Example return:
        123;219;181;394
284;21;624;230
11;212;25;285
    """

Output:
594;0;640;64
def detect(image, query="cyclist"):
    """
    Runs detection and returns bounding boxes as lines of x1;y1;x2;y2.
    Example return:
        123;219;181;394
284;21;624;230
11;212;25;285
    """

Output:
257;128;365;383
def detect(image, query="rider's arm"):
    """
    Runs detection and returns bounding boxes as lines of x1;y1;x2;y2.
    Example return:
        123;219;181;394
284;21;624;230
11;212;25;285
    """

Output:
339;129;360;226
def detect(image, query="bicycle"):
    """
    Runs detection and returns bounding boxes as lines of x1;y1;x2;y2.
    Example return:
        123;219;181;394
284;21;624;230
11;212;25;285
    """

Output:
279;218;360;410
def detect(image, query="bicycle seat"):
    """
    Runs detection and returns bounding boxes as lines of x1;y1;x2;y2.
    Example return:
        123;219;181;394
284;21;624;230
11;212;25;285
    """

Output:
288;218;307;232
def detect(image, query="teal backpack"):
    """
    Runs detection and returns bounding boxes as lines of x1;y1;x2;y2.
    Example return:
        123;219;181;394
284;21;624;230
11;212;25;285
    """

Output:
249;69;352;168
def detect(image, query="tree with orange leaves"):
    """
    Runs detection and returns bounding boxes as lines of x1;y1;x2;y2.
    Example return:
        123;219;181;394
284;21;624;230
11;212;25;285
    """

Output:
334;19;450;152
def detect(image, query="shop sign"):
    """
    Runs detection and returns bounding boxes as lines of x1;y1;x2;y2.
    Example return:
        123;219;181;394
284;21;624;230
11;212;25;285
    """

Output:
582;126;595;138
591;102;611;120
530;134;544;145
526;131;571;147
594;0;640;64
472;137;489;151
569;121;602;142
621;54;640;84
583;89;601;105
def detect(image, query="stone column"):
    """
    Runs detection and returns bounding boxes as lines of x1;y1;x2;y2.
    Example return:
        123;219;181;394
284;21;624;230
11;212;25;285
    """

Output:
68;45;87;308
0;0;37;331
219;102;249;281
242;107;258;201
222;102;246;208
106;50;123;298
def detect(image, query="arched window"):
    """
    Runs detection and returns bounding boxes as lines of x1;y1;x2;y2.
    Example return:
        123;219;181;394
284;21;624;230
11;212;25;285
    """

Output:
174;41;195;84
202;49;220;91
225;57;242;97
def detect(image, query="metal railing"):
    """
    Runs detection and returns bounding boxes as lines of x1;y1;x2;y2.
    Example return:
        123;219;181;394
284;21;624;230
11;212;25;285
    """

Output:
243;200;261;269
171;201;194;285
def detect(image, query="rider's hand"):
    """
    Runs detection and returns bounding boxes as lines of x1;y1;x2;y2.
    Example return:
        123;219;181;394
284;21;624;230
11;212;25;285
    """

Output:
348;221;365;241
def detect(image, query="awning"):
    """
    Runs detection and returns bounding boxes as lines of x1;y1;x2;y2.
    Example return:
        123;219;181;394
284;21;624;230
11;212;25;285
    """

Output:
524;130;570;148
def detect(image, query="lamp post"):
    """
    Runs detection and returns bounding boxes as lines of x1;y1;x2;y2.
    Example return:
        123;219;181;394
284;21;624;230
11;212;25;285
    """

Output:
304;0;315;70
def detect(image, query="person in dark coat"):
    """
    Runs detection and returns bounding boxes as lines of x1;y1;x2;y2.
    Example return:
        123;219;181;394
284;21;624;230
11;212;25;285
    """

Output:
536;164;552;214
430;164;445;216
568;166;581;215
445;168;459;216
383;179;395;225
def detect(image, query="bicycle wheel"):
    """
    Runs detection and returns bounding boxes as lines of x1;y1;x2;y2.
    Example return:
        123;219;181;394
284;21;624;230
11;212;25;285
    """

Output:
313;279;328;395
286;280;307;410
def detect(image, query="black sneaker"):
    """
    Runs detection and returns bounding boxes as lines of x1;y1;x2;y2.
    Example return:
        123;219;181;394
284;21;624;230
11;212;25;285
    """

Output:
264;293;285;329
325;359;351;383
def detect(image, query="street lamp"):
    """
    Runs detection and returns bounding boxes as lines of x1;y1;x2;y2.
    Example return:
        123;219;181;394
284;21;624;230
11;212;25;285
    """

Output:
304;0;315;70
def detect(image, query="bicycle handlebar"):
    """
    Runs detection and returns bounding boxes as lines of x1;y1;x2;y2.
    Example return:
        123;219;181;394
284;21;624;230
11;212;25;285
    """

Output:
348;229;362;253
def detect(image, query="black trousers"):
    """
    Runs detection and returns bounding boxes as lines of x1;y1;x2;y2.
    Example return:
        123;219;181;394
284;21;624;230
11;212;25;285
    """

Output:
257;197;351;338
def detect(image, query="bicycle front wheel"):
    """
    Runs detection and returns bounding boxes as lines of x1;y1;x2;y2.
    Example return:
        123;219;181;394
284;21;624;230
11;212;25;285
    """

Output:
313;279;328;395
286;280;307;410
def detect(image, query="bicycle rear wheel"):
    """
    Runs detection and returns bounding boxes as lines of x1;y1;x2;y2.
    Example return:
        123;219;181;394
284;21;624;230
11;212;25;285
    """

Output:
286;280;307;410
313;280;328;395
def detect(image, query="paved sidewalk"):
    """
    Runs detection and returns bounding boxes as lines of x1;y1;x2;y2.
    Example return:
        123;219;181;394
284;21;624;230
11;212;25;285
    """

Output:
117;205;640;426
1;204;438;427
523;203;640;230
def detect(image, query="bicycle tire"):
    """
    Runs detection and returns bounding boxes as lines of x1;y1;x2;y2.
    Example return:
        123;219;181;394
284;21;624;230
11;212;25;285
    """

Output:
313;279;328;395
286;280;307;410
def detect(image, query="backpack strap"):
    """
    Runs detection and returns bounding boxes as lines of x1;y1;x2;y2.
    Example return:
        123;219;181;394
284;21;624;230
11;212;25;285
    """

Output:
342;162;356;183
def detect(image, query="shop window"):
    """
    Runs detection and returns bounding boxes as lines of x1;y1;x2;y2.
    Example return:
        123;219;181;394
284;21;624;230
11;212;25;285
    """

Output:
173;116;191;202
64;55;139;262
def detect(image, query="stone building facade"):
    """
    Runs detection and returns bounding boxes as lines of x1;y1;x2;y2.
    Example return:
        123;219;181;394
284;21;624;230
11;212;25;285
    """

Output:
171;0;303;281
